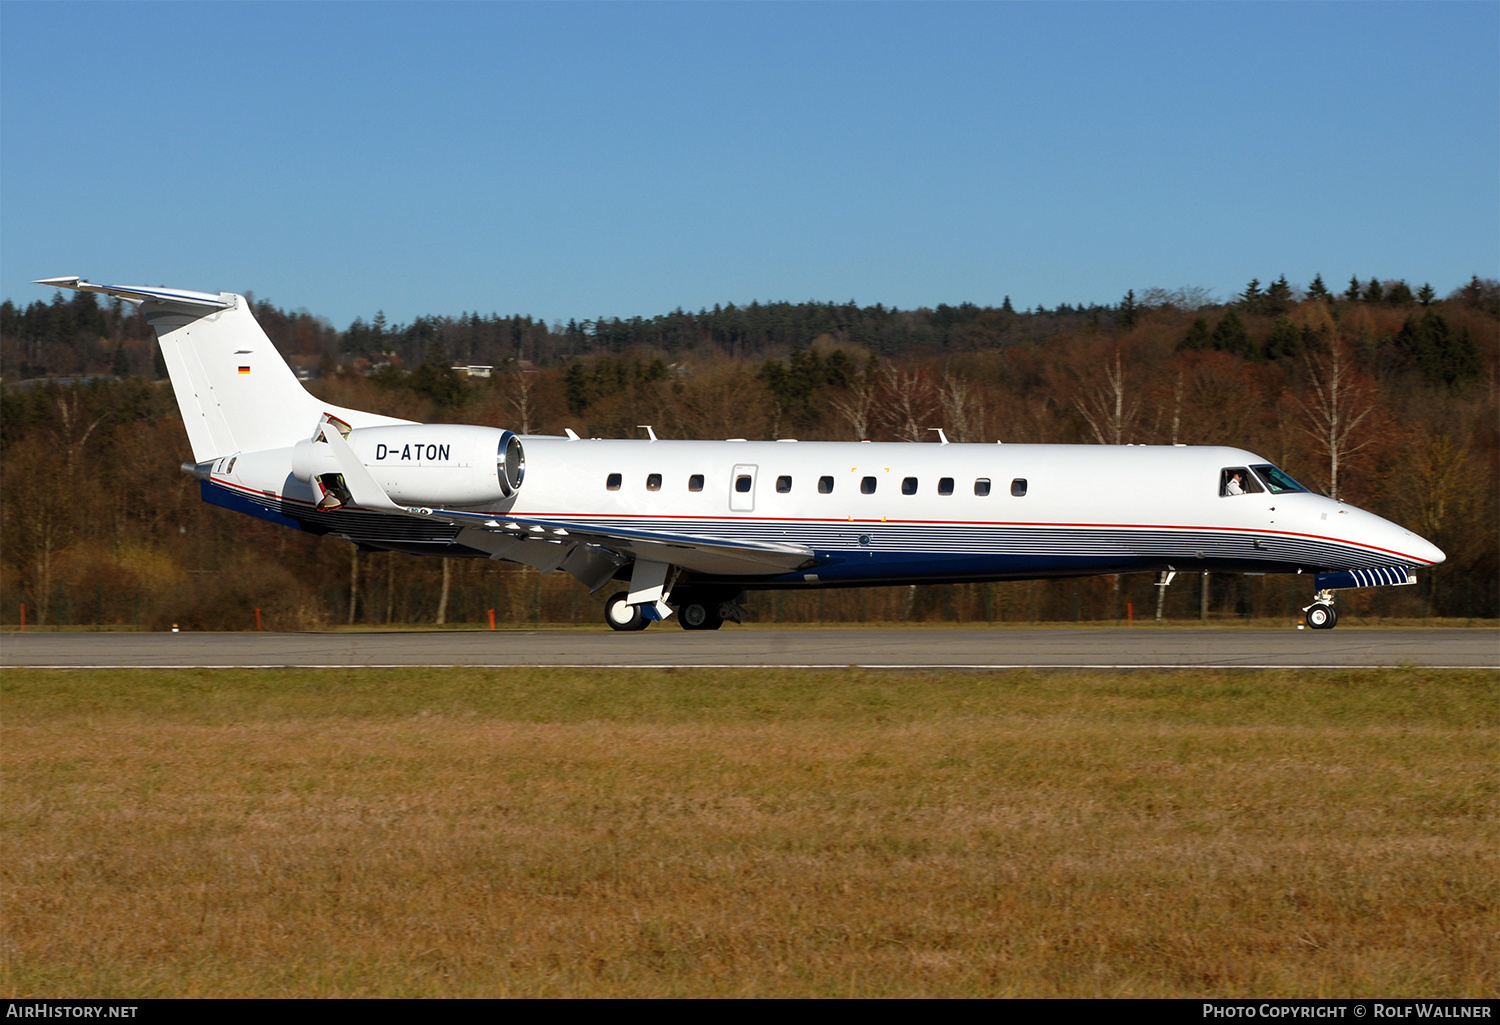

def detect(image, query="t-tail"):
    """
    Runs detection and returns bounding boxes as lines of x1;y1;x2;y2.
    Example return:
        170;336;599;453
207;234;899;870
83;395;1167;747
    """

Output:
34;277;408;462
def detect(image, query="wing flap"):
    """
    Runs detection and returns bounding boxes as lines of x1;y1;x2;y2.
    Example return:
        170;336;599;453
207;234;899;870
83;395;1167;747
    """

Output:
443;510;814;577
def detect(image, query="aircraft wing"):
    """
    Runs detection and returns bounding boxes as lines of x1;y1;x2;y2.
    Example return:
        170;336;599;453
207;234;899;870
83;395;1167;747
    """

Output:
440;509;817;581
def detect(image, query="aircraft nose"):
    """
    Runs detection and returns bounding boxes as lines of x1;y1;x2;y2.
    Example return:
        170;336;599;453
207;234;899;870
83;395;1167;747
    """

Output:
1409;533;1446;567
1386;519;1445;566
1350;504;1446;566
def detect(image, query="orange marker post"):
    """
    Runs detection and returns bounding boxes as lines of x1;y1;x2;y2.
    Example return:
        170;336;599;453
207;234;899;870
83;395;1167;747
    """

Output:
1127;602;1133;626
255;607;262;631
19;603;24;632
488;609;496;631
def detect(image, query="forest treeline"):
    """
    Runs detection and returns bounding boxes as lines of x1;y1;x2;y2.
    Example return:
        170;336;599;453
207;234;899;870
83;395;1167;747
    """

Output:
2;274;1496;629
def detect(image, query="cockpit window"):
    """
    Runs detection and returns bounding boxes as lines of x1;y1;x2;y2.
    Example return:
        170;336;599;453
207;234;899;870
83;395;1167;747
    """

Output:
1220;467;1262;496
1250;464;1307;494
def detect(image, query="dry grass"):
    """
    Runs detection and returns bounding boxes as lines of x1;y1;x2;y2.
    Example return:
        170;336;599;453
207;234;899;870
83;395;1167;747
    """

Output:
2;667;1495;997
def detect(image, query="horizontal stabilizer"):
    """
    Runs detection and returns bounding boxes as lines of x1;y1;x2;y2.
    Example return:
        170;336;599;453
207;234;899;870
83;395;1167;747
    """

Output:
35;277;232;310
1315;566;1415;590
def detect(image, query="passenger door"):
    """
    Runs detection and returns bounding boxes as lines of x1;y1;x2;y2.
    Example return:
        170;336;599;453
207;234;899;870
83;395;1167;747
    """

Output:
729;464;757;512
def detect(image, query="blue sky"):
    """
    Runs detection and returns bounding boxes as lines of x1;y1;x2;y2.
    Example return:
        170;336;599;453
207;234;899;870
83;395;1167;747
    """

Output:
3;1;1496;327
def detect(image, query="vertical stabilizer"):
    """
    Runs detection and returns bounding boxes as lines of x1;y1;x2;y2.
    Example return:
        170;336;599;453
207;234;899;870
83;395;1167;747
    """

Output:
147;296;319;459
35;278;411;462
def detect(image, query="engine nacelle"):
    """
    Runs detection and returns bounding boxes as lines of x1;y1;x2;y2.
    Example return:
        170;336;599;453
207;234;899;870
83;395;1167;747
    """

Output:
292;424;524;507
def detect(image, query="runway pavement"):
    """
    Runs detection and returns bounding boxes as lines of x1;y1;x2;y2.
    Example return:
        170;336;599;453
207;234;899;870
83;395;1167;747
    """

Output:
2;627;1495;669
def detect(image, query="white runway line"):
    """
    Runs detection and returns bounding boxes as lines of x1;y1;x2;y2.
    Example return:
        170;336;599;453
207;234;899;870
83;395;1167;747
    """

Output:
6;663;1496;670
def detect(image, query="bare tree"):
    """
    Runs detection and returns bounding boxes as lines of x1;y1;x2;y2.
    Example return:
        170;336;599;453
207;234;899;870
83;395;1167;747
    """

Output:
1177;352;1260;447
1169;367;1184;445
1073;348;1141;445
435;558;451;625
1296;339;1376;500
3;394;107;624
348;547;360;625
1401;431;1472;548
507;369;537;435
938;368;985;442
674;363;770;440
877;367;936;443
56;392;106;463
829;362;882;441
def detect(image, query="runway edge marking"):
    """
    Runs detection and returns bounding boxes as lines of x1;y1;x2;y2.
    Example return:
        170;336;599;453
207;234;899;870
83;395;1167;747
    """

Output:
5;663;1497;671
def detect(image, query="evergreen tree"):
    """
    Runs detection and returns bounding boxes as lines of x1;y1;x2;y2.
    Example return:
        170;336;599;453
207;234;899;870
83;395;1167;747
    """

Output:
1362;277;1384;303
342;317;369;355
1180;317;1211;351
1307;273;1330;302
1118;289;1138;329
110;342;130;378
1343;275;1362;302
1386;280;1414;305
408;337;464;407
1397;309;1480;388
1265;275;1293;314
1300;323;1328;355
1001;295;1014;314
1417;283;1436;306
1452;275;1500;315
563;361;591;414
1211;310;1252;358
1238;278;1263;313
1263;315;1300;361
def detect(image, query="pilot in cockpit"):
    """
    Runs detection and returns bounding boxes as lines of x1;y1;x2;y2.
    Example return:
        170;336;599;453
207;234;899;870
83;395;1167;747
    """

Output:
1222;470;1246;496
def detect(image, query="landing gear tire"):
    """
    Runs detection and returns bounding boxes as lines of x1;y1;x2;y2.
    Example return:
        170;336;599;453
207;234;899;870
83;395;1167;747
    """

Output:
605;592;649;632
1306;603;1338;630
679;601;724;631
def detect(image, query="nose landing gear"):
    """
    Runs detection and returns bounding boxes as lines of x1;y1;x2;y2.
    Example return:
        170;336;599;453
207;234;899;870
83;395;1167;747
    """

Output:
1302;589;1339;629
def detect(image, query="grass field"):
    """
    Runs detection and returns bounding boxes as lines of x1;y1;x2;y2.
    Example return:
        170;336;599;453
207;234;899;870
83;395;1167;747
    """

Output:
2;667;1495;997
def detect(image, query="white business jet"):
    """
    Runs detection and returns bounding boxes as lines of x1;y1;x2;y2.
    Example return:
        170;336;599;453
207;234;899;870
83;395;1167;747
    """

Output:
37;278;1444;631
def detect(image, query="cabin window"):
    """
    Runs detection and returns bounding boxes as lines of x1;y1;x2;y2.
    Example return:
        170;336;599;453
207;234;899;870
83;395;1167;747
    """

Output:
735;475;753;493
776;475;792;493
646;473;662;491
688;474;704;492
1011;478;1027;497
1250;464;1306;494
861;476;877;494
974;478;991;496
606;472;622;491
938;477;954;496
818;476;834;494
1220;467;1262;496
901;477;918;495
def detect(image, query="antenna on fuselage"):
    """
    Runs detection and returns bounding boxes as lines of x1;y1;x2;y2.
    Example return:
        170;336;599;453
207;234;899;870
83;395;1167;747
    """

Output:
638;425;658;442
928;428;949;444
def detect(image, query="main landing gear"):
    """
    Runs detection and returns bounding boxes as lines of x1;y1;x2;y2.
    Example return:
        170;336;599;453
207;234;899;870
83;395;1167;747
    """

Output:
603;590;745;632
1302;590;1339;630
678;600;724;631
605;592;648;632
